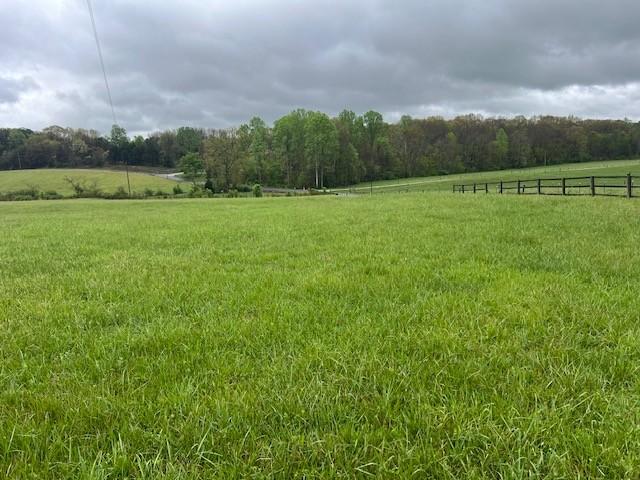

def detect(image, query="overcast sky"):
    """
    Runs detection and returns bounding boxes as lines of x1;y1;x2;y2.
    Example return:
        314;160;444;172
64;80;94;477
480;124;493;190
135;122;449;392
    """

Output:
1;0;640;135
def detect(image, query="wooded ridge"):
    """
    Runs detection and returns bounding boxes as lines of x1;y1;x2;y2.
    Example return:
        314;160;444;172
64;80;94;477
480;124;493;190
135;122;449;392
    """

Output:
2;112;639;190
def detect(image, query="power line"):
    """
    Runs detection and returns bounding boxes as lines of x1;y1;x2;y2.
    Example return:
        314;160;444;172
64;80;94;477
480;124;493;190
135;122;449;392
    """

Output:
86;0;116;126
86;0;131;195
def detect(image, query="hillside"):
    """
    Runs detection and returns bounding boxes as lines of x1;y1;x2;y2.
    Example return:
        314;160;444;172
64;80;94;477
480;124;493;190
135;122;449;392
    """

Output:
0;168;179;196
334;159;640;194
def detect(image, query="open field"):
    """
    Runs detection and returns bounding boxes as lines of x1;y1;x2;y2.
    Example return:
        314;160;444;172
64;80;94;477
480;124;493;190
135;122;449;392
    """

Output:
333;159;640;194
0;169;178;196
1;194;640;477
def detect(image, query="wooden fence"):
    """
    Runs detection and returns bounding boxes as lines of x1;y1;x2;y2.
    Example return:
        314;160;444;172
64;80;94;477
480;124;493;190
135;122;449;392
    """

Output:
453;174;637;198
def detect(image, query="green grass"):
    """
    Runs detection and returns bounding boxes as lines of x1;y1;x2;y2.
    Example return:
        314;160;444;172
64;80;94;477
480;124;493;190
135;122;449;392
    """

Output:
334;159;640;194
0;169;179;196
1;194;640;478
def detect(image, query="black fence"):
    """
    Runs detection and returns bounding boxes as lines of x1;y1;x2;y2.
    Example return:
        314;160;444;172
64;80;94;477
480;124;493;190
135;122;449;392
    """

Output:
453;174;638;198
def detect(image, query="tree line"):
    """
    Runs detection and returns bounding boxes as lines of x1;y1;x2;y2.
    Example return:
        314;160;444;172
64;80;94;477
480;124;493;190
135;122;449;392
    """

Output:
2;112;639;189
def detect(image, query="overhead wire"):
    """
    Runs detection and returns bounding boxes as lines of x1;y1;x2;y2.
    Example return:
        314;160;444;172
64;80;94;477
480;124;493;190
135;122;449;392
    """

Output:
86;0;131;195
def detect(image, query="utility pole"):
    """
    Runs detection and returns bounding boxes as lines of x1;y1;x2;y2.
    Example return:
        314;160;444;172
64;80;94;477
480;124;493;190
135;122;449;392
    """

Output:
125;160;131;196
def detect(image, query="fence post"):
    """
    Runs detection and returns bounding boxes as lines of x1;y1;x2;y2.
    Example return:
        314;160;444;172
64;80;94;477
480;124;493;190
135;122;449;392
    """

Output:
473;183;476;194
453;184;456;193
537;178;541;195
627;173;632;198
517;180;521;194
562;178;566;196
590;176;595;196
462;184;465;194
485;183;488;193
499;181;503;194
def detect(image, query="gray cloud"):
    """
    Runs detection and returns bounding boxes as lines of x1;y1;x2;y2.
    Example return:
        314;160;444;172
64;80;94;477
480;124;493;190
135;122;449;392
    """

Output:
1;0;640;135
0;75;38;104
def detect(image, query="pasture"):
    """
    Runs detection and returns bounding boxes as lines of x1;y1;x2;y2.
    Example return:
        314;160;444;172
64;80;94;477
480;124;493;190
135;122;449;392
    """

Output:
334;158;640;194
0;169;177;197
1;193;639;478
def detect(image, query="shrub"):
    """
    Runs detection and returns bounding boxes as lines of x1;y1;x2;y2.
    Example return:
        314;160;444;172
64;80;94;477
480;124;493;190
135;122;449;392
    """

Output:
64;177;103;198
204;178;215;192
85;182;103;197
189;185;205;198
22;189;40;199
144;188;155;197
227;189;239;198
0;188;40;201
11;195;36;201
111;186;129;199
173;184;184;195
64;176;85;196
236;184;252;193
42;190;64;200
25;184;41;197
252;184;263;197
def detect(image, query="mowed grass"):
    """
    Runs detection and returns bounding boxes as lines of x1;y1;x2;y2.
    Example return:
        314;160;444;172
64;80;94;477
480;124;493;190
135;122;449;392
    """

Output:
0;169;178;196
1;194;640;478
334;158;640;193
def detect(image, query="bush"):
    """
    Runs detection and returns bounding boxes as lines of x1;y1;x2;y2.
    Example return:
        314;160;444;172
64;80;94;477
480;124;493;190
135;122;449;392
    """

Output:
173;184;184;195
64;177;103;198
111;186;129;199
64;176;85;196
0;188;66;201
42;190;63;200
20;186;40;199
189;185;205;198
204;178;215;192
25;184;40;197
101;188;143;200
252;184;263;197
0;188;40;201
227;189;239;198
236;184;252;193
144;188;155;197
155;189;166;197
84;183;103;197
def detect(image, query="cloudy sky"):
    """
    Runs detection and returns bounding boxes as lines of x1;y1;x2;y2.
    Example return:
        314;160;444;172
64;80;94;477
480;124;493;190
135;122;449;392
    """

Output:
1;0;640;135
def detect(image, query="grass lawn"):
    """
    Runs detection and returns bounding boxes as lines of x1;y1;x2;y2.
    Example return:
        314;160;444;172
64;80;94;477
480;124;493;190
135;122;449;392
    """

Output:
1;194;639;478
333;158;640;194
0;169;178;196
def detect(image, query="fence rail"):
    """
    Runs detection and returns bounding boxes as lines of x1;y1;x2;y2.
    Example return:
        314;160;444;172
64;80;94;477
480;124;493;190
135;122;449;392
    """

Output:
453;174;637;198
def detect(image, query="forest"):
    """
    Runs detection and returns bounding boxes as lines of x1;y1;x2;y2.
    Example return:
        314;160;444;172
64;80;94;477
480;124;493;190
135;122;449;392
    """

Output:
1;112;639;189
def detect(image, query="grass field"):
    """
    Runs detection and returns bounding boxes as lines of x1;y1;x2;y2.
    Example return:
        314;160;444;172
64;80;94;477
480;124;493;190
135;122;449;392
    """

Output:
1;194;640;477
333;159;640;194
0;169;178;196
